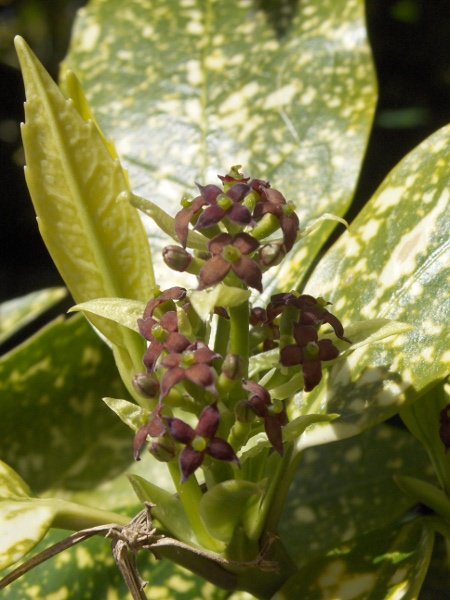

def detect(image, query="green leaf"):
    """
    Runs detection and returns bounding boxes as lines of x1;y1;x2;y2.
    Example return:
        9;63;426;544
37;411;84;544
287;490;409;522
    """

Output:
127;474;195;546
70;297;147;336
394;476;450;521
0;288;67;346
275;519;434;600
189;286;251;321
0;314;135;494
279;422;434;567
15;36;152;396
400;378;450;495
199;480;264;543
103;397;149;432
295;124;450;445
63;0;376;290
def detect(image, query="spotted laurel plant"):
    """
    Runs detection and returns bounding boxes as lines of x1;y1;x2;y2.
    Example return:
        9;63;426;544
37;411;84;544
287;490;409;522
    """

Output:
1;1;449;598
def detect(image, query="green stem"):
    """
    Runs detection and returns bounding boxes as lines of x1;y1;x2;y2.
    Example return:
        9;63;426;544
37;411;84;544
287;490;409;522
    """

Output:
214;315;230;360
229;302;250;379
249;443;296;540
49;498;130;531
167;461;224;553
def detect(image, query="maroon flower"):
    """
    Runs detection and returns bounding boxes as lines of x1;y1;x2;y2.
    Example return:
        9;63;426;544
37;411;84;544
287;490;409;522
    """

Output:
194;182;253;231
280;324;340;392
158;342;221;399
138;311;191;372
174;195;207;248
134;405;167;460
253;188;299;252
166;403;240;483
242;380;287;455
267;293;351;344
142;287;187;319
198;232;262;292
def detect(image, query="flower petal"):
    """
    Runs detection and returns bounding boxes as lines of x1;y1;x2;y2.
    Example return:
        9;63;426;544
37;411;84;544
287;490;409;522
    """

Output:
196;403;221;438
166;417;196;444
196;183;222;204
207;438;241;466
198;255;231;289
233;232;260;255
317;339;340;361
186;363;218;395
179;446;205;483
195;204;226;230
175;197;206;247
232;257;262;292
227;202;253;226
143;341;164;371
264;413;285;456
279;344;304;367
242;380;271;404
160;366;187;398
301;359;323;392
208;232;233;255
292;324;318;347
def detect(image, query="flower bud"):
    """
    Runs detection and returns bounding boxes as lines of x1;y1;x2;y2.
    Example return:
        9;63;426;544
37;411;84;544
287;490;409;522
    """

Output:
133;372;160;399
149;436;176;462
163;245;193;272
259;240;286;268
235;400;256;424
221;354;245;381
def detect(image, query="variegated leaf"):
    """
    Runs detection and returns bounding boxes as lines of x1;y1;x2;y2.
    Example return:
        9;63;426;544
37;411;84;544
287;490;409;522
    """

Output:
15;37;152;396
291;124;450;447
0;313;135;494
63;0;376;290
0;288;67;346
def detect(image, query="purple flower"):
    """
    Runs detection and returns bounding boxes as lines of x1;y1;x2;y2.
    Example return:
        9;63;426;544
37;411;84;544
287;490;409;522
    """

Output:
253;188;299;252
198;232;262;292
280;324;340;392
158;342;220;399
138;311;191;372
242;380;287;455
166;403;240;483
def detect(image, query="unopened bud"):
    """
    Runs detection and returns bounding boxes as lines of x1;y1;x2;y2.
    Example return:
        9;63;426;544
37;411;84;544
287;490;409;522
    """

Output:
259;241;286;268
235;401;256;424
221;354;245;381
133;372;160;399
163;245;193;272
149;436;176;462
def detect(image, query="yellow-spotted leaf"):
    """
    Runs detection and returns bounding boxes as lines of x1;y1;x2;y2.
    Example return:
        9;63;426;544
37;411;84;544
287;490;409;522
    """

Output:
0;288;67;346
15;37;153;397
291;124;450;446
63;0;376;290
0;314;135;495
275;519;434;600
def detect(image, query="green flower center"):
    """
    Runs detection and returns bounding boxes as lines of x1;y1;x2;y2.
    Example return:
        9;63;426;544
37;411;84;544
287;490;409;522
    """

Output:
181;350;196;368
180;193;192;209
304;341;319;359
217;193;233;211
151;323;168;342
192;436;208;452
268;399;284;416
282;202;296;216
222;244;241;263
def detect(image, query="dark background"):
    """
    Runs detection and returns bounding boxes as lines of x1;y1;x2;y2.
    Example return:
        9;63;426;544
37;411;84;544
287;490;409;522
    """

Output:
1;0;450;305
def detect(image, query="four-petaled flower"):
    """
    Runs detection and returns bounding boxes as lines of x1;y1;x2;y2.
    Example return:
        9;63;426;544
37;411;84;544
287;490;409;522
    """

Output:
174;182;253;247
158;342;221;399
253;188;299;252
242;380;288;455
166;403;240;483
198;232;262;292
138;310;191;372
280;324;340;392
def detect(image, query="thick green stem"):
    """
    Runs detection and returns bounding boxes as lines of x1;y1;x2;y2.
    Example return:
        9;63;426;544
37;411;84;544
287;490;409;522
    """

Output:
229;302;250;379
167;461;224;553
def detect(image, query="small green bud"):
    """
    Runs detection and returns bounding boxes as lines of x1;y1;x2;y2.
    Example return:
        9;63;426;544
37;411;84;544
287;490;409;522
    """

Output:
259;240;286;268
149;437;176;462
221;354;245;381
235;401;256;424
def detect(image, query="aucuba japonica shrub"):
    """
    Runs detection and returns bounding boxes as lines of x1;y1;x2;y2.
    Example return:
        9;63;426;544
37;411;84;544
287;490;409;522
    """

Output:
0;1;449;599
